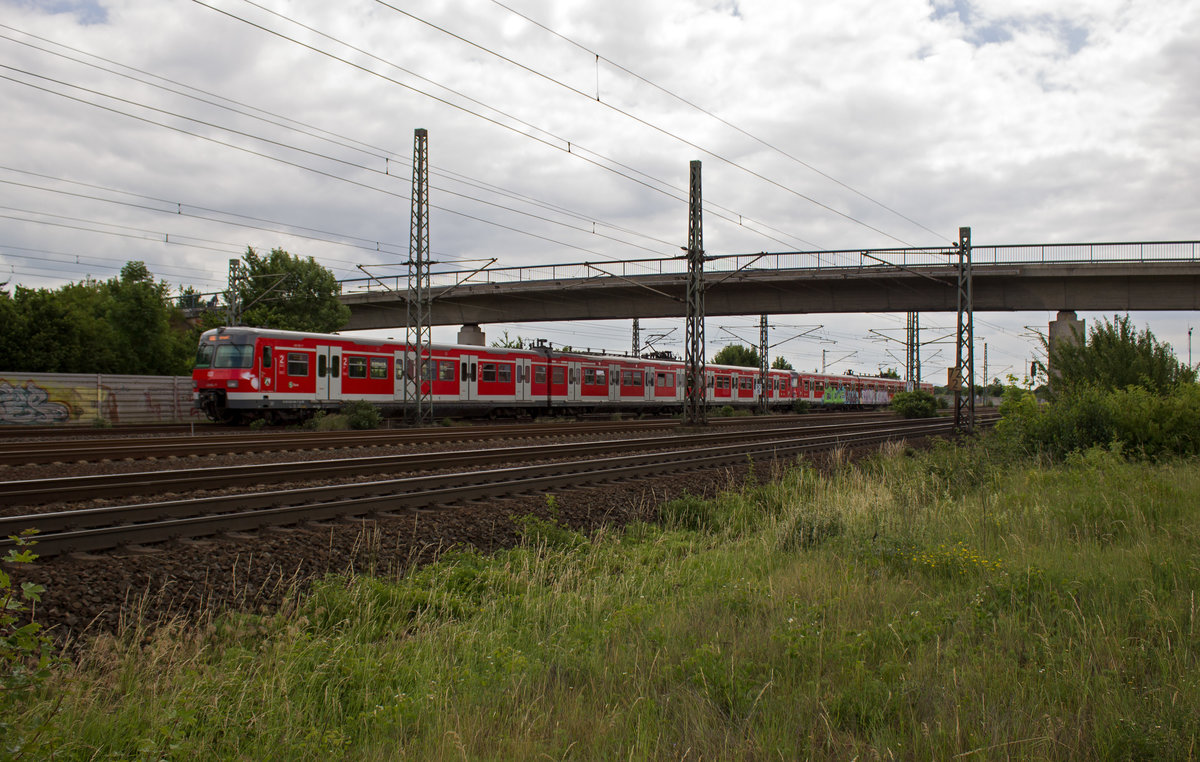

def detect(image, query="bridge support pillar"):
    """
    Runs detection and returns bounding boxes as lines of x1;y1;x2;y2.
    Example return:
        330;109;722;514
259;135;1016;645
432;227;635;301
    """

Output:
457;324;486;346
1048;310;1084;390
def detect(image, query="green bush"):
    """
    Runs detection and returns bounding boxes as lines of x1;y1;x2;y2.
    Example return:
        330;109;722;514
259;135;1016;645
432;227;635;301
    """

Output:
791;400;811;414
341;401;381;430
890;389;938;418
995;382;1200;460
1;532;59;758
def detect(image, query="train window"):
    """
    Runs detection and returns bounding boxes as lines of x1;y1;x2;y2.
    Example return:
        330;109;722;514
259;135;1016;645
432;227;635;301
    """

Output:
633;371;643;387
480;363;497;382
420;360;435;381
534;366;547;384
552;366;565;385
318;354;327;378
461;362;468;382
622;370;632;386
498;364;512;383
194;342;214;369
212;344;254;369
740;378;752;390
584;368;595;385
439;361;456;382
347;356;368;379
287;352;309;377
261;346;272;369
369;357;388;381
331;356;339;378
595;369;607;386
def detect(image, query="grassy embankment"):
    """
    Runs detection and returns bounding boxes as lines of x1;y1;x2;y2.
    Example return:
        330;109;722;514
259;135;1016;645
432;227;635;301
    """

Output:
14;439;1200;759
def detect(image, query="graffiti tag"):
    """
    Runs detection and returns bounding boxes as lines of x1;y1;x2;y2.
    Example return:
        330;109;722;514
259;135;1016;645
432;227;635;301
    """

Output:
0;381;71;424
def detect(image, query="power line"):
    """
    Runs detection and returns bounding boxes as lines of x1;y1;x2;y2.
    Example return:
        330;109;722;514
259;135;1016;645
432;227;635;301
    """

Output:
488;0;951;245
0;26;684;254
372;0;923;247
199;0;819;250
0;68;645;263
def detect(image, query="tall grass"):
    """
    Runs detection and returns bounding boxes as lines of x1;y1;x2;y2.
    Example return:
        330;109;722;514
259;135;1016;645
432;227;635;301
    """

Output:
21;442;1200;759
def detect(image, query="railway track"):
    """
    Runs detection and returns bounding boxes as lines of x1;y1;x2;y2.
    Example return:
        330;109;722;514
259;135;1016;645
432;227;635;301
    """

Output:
0;417;980;556
0;417;918;507
0;412;892;466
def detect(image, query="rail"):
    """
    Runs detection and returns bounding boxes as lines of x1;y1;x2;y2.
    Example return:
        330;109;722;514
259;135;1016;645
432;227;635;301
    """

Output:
1;417;983;556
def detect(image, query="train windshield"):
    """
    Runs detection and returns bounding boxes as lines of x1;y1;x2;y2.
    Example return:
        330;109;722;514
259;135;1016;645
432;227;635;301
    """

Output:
195;339;254;369
212;343;255;369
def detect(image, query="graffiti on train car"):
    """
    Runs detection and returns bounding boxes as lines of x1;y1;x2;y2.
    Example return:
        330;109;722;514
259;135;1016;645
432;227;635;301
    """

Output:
0;380;74;424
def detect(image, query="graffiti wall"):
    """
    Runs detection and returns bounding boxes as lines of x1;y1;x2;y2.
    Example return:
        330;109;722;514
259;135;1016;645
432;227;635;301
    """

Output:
0;374;196;425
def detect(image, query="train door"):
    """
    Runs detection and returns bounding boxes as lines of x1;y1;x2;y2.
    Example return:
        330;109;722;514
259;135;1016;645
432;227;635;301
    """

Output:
460;353;478;402
567;361;581;403
516;358;532;403
609;363;620;402
393;350;409;401
315;345;341;401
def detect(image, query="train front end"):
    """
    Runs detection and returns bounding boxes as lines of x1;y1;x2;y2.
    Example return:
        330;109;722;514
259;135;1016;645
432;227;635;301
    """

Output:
192;328;262;422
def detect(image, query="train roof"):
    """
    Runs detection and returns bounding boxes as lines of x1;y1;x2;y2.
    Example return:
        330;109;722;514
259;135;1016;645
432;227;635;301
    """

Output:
199;326;922;385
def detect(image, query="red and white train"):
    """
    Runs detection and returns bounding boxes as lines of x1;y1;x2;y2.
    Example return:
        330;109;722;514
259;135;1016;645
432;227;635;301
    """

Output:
192;326;929;423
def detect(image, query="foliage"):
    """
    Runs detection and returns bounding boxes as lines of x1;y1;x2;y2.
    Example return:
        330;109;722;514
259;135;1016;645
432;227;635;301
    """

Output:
711;344;759;368
890;389;937;418
236;247;349;333
0;263;195;374
490;331;525;349
878;367;900;379
1048;314;1195;398
771;356;793;370
341;401;382;430
27;446;1200;759
1;532;59;759
995;382;1200;460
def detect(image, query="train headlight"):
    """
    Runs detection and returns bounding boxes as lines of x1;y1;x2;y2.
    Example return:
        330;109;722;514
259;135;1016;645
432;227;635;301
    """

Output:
250;376;260;390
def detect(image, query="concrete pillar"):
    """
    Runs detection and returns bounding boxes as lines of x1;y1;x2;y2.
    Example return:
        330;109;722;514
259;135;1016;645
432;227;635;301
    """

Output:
1048;310;1084;387
457;324;486;346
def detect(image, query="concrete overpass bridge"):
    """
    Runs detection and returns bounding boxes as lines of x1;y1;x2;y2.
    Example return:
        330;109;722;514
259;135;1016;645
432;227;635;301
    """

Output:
339;240;1200;332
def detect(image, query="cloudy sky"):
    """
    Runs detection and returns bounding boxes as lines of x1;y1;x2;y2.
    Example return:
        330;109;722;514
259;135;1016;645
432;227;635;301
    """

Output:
2;0;1198;381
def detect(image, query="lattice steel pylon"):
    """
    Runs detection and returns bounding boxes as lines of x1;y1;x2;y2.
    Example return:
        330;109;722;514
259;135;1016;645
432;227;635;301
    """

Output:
632;318;640;357
684;160;706;426
225;258;243;326
758;314;769;414
406;128;433;426
953;227;975;433
905;311;920;390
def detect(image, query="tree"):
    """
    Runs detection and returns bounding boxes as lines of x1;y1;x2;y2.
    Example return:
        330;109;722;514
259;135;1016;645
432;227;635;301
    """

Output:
104;262;193;375
1048;314;1195;398
1;263;195;375
236;247;349;333
491;331;526;349
771;356;793;370
879;368;900;379
711;344;759;367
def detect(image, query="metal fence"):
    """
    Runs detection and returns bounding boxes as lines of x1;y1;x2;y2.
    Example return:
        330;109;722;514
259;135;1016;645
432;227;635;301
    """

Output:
337;240;1200;294
0;373;196;426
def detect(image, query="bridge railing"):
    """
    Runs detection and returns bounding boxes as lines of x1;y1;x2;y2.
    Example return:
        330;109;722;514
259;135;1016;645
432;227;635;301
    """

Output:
337;240;1200;294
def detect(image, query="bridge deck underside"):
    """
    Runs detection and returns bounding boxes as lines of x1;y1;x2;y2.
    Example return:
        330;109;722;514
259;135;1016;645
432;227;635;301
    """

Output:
340;262;1200;330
